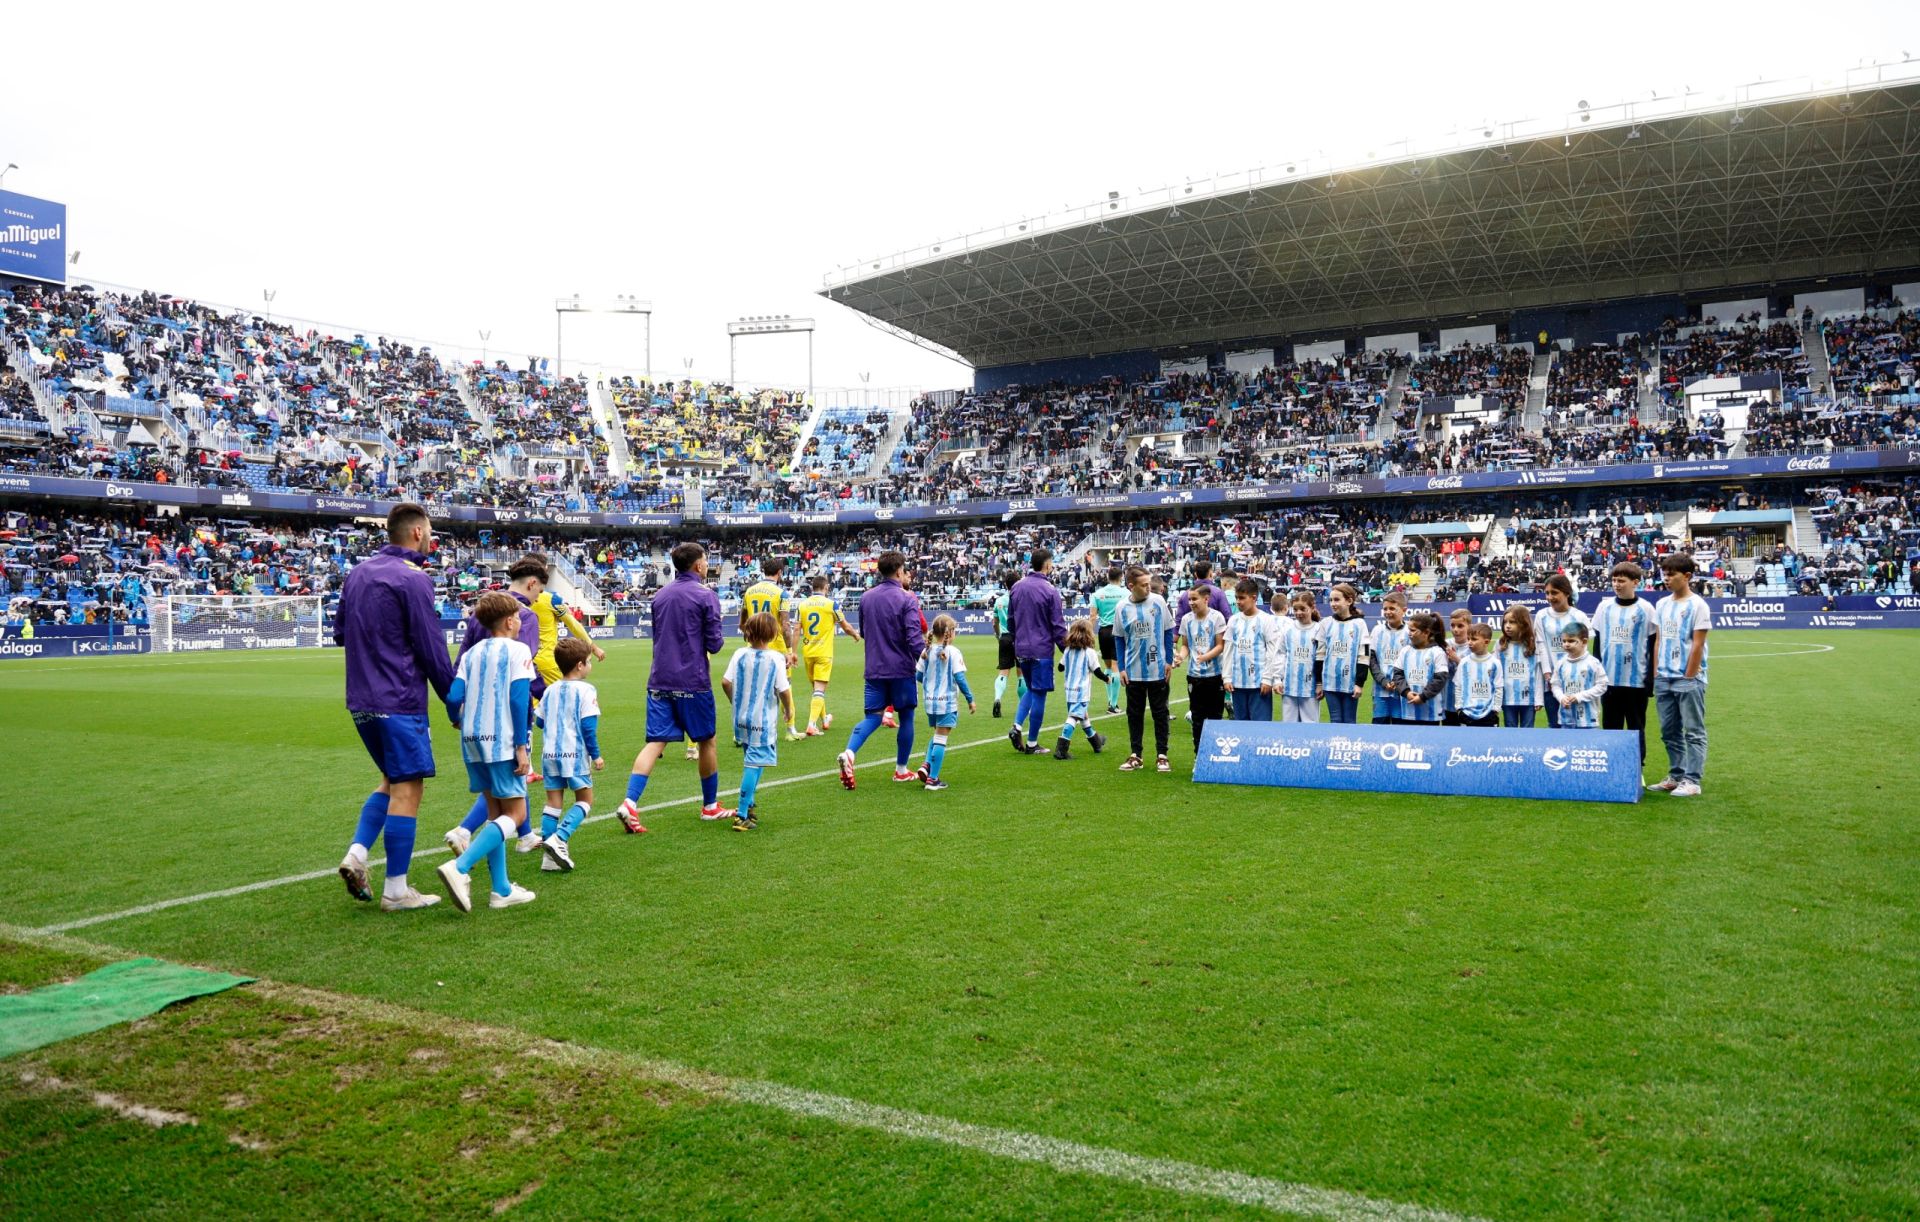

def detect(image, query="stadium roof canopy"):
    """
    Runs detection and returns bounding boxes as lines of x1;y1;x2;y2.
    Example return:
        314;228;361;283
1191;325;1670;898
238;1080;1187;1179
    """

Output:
822;60;1920;370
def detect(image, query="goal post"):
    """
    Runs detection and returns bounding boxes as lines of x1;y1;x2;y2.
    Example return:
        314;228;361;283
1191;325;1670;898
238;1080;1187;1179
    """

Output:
152;594;327;653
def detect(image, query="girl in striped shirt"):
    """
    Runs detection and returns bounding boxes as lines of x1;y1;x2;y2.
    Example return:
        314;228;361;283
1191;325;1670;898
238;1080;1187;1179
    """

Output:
914;614;976;790
1498;605;1540;727
1276;591;1322;723
1053;617;1113;760
1320;583;1369;724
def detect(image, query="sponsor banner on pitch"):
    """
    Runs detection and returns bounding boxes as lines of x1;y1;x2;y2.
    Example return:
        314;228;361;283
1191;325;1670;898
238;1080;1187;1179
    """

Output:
0;635;150;660
1191;720;1643;803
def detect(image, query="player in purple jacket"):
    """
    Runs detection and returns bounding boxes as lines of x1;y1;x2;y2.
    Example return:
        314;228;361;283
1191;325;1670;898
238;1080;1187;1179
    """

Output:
335;503;457;912
837;551;926;789
615;541;734;830
1007;548;1068;753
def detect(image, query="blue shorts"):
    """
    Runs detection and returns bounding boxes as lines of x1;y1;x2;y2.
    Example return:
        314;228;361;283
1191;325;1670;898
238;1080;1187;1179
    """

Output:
542;774;592;793
352;711;436;783
741;741;778;768
647;690;717;743
1065;697;1089;721
1018;657;1055;694
863;676;918;714
925;709;959;729
465;759;527;799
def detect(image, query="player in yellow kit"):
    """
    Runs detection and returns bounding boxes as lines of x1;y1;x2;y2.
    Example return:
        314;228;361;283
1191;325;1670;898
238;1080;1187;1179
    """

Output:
794;573;861;738
740;558;802;737
529;578;605;687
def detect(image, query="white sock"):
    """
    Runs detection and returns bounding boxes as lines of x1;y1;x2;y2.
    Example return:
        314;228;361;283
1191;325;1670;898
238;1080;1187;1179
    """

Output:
492;814;519;840
346;843;369;865
382;873;410;901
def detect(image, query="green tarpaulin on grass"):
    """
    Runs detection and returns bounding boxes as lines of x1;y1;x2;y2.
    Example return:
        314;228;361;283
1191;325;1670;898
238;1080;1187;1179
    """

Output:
0;957;253;1058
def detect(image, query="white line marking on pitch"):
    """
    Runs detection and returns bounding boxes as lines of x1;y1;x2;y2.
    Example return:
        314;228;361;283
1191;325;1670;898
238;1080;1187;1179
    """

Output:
1711;642;1836;658
32;696;1194;935
2;920;1497;1222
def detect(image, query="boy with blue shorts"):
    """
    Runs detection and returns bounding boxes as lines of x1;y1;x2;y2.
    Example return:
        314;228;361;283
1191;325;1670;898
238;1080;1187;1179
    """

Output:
436;592;538;913
616;542;734;831
722;613;793;830
535;636;604;872
913;613;976;789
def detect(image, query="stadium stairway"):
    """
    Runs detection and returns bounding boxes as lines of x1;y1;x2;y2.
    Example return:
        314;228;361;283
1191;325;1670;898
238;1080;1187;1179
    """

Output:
590;381;632;478
454;370;497;437
1791;506;1825;560
1376;363;1410;437
545;553;609;617
866;408;913;476
1805;317;1833;397
1523;351;1552;430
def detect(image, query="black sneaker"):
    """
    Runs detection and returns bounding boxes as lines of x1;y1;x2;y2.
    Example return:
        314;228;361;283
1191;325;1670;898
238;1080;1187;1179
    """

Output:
1007;726;1026;753
1023;743;1048;755
1088;730;1108;755
992;700;1002;718
731;814;758;832
1052;738;1071;760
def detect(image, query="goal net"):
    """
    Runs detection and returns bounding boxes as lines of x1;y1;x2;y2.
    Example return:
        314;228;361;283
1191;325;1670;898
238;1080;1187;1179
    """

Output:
152;594;327;653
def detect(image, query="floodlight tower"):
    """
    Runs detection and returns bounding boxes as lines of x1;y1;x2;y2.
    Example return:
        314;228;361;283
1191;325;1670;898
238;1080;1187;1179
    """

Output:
727;315;815;401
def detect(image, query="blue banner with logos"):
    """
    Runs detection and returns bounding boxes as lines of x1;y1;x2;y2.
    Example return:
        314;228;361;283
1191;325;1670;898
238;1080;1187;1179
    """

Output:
1192;720;1644;803
0;189;67;283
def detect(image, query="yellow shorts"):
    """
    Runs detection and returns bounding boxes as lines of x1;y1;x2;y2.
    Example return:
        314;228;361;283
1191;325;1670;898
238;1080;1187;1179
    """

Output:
803;654;833;684
535;656;564;687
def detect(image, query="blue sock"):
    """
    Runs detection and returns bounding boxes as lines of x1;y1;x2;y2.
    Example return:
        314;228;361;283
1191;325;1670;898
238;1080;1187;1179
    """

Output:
1014;689;1033;730
738;766;762;813
486;836;510;897
1026;691;1048;745
384;814;415;884
539;806;560;839
895;717;916;768
700;771;719;807
459;796;488;834
1061;720;1076;741
1018;675;1028;700
847;713;883;754
515;817;531;838
927;741;946;780
625;772;649;804
558;802;587;841
351;791;389;853
457;819;504;874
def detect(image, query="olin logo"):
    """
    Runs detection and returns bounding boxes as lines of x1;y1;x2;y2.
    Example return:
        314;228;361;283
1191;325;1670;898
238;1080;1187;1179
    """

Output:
1378;742;1430;770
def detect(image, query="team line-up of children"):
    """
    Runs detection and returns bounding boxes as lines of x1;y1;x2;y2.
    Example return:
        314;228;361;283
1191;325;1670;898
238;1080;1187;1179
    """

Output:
336;507;1711;919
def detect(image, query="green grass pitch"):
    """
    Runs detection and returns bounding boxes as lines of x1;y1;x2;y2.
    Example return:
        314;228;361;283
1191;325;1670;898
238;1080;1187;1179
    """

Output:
1;631;1915;1220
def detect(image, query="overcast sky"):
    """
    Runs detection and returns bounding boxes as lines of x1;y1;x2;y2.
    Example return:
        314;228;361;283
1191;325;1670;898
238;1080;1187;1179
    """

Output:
4;1;1910;396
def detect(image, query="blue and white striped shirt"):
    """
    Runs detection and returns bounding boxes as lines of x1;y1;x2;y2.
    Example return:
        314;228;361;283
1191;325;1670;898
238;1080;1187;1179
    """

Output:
1653;593;1712;684
455;637;535;764
1321;616;1367;695
1370;622;1410;713
1061;646;1101;706
1455;652;1503;719
1552;655;1609;727
1534;604;1591;681
724;645;790;749
1395;644;1449;724
917;642;970;716
1224;610;1279;689
1115;594;1173;682
537;678;600;777
1499;641;1540;705
1178;609;1226;678
1591;597;1657;689
1276;618;1319;698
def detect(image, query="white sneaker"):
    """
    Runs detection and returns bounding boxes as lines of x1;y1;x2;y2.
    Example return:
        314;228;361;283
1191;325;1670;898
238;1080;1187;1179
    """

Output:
1646;778;1681;793
435;860;472;914
684;744;699;761
380;888;441;912
542;837;575;872
516;832;544;854
1672;781;1702;797
443;825;471;854
540;856;563;872
489;882;537;909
